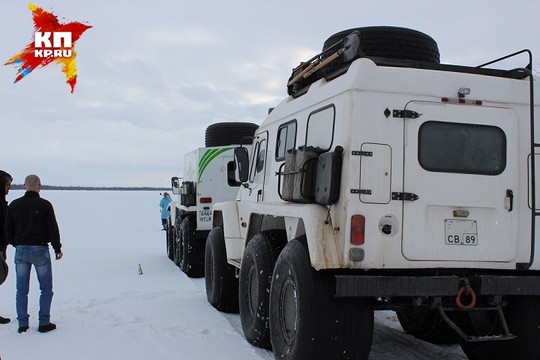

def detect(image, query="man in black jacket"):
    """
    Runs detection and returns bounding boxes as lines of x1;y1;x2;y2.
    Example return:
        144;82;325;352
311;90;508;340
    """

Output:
0;170;13;324
6;174;63;333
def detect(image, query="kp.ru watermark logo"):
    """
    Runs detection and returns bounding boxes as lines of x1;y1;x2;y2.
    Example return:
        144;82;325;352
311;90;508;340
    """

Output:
34;31;74;58
4;3;91;93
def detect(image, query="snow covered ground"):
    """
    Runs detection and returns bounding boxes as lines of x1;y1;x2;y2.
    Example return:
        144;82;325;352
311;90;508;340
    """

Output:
0;190;467;359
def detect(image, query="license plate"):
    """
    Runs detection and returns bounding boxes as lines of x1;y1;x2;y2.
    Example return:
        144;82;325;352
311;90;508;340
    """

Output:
199;210;212;223
445;219;478;246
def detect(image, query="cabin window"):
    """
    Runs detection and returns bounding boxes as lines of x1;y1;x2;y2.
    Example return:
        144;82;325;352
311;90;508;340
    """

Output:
419;121;506;175
256;139;267;173
306;105;335;151
227;161;241;187
249;138;267;182
276;121;297;161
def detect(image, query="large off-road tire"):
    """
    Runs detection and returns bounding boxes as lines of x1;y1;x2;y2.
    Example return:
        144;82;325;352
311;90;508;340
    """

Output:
288;26;440;95
205;226;239;313
205;122;258;147
269;239;374;360
396;305;459;344
180;216;205;278
239;230;287;349
173;216;183;267
166;219;174;261
456;296;540;360
322;26;440;64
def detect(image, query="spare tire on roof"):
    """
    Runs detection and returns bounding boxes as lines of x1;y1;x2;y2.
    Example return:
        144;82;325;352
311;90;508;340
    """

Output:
288;26;439;95
205;122;259;147
322;26;440;64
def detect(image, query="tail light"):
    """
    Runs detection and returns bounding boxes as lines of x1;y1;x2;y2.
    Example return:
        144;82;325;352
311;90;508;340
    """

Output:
351;215;365;245
200;197;212;204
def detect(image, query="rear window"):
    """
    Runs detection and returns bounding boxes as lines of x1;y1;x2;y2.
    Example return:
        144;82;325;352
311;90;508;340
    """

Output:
418;121;506;175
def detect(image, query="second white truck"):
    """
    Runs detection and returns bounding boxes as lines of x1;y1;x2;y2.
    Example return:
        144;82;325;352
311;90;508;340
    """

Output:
166;122;257;277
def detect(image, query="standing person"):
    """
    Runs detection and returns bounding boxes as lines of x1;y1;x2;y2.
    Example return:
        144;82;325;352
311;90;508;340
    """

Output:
159;192;172;231
0;170;13;325
5;174;63;333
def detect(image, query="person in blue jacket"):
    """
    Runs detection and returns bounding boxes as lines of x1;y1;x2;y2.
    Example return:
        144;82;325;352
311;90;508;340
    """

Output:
159;192;172;231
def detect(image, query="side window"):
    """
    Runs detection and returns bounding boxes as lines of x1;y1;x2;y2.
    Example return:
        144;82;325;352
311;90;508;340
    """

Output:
306;105;335;151
276;121;297;161
249;141;260;182
226;161;241;187
418;121;506;175
256;139;267;173
249;138;267;182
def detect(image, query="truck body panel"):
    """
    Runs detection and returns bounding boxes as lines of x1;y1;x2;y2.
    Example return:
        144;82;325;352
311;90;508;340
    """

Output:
218;58;538;271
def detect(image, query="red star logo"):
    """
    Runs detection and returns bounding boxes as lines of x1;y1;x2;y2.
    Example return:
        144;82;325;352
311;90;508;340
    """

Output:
5;3;92;93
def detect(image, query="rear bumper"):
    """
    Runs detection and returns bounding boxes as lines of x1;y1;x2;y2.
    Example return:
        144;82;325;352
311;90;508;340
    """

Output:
335;275;540;297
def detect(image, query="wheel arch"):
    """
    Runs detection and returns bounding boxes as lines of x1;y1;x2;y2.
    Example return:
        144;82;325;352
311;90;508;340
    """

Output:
245;206;341;269
245;213;287;247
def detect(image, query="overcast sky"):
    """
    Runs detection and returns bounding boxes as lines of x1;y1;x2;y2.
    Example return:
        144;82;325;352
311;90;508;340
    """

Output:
0;0;539;187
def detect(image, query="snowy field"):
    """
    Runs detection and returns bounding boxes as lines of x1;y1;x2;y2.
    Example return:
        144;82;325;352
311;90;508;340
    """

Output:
0;190;467;360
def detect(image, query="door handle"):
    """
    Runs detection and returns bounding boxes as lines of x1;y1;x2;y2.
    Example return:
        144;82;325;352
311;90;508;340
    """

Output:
505;189;514;212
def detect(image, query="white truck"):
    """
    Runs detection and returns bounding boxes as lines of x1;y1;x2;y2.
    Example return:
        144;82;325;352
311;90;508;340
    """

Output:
165;122;257;277
204;26;540;359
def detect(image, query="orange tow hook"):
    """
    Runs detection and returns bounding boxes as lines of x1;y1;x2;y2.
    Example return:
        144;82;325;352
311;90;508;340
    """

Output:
456;286;477;309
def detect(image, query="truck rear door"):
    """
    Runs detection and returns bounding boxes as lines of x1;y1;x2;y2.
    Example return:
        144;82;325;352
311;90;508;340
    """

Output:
400;101;519;263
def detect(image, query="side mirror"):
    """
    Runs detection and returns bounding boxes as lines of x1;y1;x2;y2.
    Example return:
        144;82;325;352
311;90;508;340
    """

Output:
171;176;181;195
234;147;250;183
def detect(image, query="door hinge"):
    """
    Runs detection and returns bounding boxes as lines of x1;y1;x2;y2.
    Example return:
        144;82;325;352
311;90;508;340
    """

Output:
351;189;372;195
392;192;419;201
351;151;373;157
393;110;421;119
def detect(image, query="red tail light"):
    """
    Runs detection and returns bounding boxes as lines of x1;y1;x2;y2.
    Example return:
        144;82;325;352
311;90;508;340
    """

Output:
351;215;365;245
200;197;212;204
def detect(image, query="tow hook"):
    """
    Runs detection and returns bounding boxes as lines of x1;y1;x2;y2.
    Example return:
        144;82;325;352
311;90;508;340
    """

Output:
456;278;477;309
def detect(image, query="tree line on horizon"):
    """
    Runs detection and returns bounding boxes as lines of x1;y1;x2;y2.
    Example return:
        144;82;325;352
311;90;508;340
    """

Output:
10;184;169;191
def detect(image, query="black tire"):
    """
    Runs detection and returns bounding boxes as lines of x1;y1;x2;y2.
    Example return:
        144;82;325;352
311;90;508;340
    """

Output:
173;216;183;267
180;216;205;278
396;305;459;345
322;26;440;64
205;226;239;313
239;230;287;349
457;296;540;360
288;26;439;95
205;122;258;147
269;239;374;360
166;219;174;261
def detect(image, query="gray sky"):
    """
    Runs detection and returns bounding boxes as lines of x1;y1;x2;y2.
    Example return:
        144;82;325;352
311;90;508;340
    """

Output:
1;0;539;187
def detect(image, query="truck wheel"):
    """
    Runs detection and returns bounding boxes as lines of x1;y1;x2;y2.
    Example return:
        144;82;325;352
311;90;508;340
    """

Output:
205;122;259;147
458;296;540;360
396;305;459;344
205;226;239;313
269;239;374;360
174;216;183;267
239;230;287;349
166;221;174;261
181;216;205;278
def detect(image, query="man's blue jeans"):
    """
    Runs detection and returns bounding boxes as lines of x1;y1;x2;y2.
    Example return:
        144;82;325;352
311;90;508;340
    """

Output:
14;245;54;327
